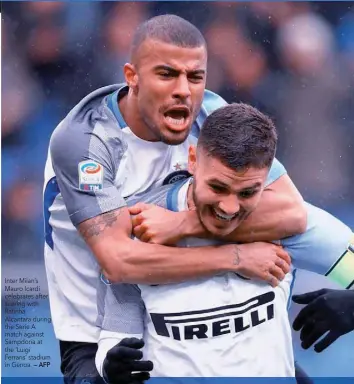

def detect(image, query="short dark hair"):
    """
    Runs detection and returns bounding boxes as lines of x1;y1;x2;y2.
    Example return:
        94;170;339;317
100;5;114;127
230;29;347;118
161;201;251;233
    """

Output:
131;14;206;61
198;103;277;170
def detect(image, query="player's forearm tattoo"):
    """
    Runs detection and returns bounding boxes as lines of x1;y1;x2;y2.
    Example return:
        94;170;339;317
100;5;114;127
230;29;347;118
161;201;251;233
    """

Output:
233;245;240;265
79;211;118;240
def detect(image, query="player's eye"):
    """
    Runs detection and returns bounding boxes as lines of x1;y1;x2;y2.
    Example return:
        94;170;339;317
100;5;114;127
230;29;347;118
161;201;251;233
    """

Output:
210;184;226;194
189;75;204;83
239;190;258;199
159;72;174;78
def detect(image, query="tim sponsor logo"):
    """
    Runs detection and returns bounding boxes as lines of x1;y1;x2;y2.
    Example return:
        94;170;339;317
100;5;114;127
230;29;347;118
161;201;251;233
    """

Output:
150;291;275;340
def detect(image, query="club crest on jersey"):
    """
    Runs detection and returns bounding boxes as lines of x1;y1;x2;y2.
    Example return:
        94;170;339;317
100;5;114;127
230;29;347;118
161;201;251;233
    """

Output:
150;291;275;341
79;160;103;191
163;161;191;185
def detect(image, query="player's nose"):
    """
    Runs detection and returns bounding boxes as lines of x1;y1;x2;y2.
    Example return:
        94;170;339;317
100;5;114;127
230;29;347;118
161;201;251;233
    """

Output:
172;75;191;100
218;197;240;216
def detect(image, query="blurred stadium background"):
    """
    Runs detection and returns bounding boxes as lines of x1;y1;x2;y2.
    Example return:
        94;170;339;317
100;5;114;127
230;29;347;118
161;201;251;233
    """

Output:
2;1;354;378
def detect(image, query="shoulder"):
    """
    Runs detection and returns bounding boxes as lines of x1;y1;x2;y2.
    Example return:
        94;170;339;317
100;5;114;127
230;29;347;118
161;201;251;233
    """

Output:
52;84;123;141
50;85;128;164
193;90;228;130
202;89;228;114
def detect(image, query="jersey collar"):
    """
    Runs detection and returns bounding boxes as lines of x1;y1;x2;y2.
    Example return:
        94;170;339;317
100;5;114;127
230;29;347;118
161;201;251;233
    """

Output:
107;85;129;129
166;178;192;212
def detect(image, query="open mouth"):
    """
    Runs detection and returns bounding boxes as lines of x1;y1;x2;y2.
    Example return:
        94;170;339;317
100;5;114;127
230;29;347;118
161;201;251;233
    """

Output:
212;207;239;222
163;107;190;130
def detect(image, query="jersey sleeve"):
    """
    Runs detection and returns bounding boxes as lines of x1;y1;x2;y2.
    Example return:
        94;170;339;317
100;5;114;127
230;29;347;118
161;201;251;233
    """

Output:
281;203;354;288
49;120;128;226
264;158;287;187
96;275;145;334
95;275;145;379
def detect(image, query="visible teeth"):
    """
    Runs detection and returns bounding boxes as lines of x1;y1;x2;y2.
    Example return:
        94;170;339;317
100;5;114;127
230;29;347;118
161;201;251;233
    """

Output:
166;116;185;126
213;208;236;221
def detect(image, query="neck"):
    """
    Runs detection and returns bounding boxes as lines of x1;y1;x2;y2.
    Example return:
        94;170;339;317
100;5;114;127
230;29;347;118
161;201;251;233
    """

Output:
118;89;157;141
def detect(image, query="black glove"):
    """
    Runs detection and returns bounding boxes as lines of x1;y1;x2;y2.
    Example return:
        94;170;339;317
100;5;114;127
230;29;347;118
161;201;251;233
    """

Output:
102;338;153;384
292;289;354;353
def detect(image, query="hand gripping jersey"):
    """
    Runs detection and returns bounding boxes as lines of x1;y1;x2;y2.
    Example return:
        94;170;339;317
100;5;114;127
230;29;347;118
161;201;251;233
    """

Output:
95;179;353;377
43;84;288;342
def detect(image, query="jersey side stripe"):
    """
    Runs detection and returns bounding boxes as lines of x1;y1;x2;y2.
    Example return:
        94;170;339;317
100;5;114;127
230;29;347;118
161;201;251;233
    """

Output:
43;177;60;250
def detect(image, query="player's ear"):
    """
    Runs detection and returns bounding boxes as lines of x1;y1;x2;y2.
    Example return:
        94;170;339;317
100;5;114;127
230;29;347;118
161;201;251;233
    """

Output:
188;145;197;175
124;63;139;94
